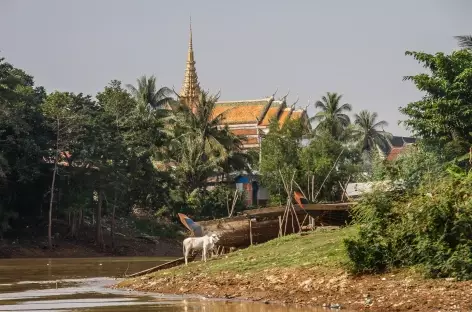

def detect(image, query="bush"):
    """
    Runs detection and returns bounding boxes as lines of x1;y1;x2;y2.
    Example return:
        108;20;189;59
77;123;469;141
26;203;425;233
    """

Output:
156;185;246;221
345;171;472;280
187;186;245;220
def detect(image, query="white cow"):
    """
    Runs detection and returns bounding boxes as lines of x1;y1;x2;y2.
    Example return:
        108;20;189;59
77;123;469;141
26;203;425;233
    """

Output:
182;233;219;265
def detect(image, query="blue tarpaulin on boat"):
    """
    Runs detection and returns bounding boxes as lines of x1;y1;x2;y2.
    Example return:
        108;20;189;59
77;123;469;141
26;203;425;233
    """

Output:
178;213;203;236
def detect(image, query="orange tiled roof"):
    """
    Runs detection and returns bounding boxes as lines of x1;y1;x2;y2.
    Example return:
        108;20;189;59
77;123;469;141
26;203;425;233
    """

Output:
278;108;293;127
212;99;269;124
290;110;304;120
387;145;409;161
386;147;405;161
231;128;258;136
260;107;281;126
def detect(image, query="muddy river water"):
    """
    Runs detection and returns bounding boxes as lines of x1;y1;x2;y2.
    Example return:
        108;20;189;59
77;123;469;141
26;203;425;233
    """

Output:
0;257;332;311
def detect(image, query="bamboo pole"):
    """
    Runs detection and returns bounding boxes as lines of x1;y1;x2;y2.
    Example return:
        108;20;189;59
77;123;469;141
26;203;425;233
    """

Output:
313;149;344;202
278;216;282;237
311;175;314;201
289;175;301;233
228;190;239;217
293;180;308;201
307;175;310;202
249;219;253;245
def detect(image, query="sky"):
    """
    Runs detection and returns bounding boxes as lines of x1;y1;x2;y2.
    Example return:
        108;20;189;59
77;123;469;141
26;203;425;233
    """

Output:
1;0;471;136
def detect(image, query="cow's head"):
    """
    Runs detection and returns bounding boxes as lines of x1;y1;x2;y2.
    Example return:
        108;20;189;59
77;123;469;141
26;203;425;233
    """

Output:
210;233;220;244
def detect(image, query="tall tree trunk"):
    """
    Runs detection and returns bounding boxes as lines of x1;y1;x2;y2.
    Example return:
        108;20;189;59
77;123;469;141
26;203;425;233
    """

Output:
48;118;60;250
79;208;83;229
70;212;77;239
111;188;117;249
96;190;104;249
47;164;56;249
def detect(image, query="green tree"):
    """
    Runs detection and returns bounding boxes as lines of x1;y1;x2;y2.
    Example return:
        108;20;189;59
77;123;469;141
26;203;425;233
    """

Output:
260;118;306;203
126;75;173;109
400;50;472;152
310;92;352;139
0;57;48;236
169;91;248;188
96;80;135;247
96;80;173;244
300;131;361;202
353;110;391;153
41;92;87;248
173;91;244;163
455;35;472;49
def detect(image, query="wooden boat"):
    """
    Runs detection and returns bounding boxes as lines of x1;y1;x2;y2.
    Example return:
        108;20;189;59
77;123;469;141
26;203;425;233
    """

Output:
178;192;356;248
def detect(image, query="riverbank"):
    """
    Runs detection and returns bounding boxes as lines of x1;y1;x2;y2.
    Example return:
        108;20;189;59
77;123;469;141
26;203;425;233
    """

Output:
117;227;472;311
0;217;182;258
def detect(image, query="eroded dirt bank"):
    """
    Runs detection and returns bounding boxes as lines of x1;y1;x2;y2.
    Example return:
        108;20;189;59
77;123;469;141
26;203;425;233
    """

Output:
0;235;181;258
0;218;182;258
117;267;471;311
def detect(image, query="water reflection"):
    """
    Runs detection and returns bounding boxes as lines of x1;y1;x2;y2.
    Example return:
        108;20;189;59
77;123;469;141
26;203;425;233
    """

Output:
0;257;334;311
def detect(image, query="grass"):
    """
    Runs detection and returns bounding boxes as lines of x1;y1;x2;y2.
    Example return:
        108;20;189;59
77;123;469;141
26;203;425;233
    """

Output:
146;226;358;279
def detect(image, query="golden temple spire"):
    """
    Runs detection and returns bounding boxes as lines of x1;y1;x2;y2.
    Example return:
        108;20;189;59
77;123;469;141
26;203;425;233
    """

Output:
179;17;201;110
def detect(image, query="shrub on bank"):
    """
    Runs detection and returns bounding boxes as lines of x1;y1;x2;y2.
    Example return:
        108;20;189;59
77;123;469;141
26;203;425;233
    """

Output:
344;170;472;280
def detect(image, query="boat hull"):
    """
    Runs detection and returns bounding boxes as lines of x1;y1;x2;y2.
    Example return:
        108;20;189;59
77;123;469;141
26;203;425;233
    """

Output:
198;203;353;248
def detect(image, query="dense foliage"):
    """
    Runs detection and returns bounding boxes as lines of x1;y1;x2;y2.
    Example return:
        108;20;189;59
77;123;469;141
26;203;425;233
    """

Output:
400;49;472;155
345;166;472;280
0;57;254;246
345;45;472;280
260;92;384;204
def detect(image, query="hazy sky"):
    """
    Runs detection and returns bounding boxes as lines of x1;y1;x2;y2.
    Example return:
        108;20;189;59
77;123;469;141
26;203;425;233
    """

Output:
1;0;471;136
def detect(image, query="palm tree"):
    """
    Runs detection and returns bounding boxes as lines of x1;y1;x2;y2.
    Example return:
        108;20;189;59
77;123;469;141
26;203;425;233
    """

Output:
173;134;221;193
174;90;244;163
126;75;173;109
165;90;249;191
353;110;391;153
455;35;472;50
310;92;352;139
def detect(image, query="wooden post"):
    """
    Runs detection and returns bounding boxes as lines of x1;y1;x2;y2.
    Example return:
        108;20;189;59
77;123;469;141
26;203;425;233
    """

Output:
249;219;253;245
278;216;282;237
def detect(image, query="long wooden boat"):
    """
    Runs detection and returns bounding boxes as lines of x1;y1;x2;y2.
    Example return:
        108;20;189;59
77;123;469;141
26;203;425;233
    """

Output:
195;201;356;248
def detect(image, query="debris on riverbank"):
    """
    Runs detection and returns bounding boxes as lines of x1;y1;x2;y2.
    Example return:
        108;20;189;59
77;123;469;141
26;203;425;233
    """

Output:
117;227;472;311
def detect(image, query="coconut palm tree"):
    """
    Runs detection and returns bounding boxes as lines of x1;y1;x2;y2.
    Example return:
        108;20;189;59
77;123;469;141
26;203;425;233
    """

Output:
173;90;244;162
310;92;352;139
126;75;173;109
353;110;392;153
455;35;472;50
166;90;250;190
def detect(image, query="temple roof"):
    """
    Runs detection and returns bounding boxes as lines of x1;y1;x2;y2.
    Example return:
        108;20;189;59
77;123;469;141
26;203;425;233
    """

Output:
212;98;280;124
211;96;309;130
277;108;294;127
260;104;284;126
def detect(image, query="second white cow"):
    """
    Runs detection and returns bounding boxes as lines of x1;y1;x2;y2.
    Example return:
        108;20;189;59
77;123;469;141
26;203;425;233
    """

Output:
183;233;219;265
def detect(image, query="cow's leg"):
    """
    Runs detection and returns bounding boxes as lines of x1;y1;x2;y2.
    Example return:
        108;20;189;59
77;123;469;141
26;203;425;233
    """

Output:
184;247;189;265
203;246;207;262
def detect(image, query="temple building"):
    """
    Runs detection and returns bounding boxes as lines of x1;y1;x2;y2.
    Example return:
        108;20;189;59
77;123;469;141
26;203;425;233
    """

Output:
178;22;310;150
176;22;311;206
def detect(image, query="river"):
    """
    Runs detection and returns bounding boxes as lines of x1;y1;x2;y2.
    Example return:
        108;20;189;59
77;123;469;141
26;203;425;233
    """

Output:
0;257;332;311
